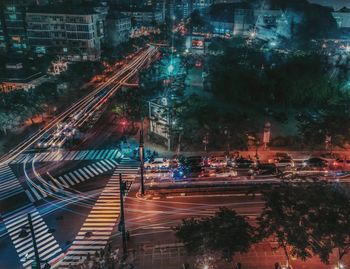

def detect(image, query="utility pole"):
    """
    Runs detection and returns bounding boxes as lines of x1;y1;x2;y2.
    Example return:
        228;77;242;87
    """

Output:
118;174;127;260
139;120;145;196
28;213;41;269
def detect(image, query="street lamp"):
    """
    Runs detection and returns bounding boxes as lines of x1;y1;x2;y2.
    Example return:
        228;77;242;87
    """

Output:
118;174;128;261
255;139;260;161
18;213;52;269
139;120;145;196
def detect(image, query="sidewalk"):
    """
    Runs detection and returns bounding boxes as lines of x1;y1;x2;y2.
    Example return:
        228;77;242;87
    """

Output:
126;132;347;161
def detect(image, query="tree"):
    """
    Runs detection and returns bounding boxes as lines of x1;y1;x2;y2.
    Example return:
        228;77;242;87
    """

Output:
307;184;350;267
258;181;350;268
174;207;254;262
297;99;350;148
258;182;314;267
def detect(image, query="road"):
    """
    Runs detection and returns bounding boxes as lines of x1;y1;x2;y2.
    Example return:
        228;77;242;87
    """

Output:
117;190;338;269
0;45;158;269
0;43;348;269
0;45;158;166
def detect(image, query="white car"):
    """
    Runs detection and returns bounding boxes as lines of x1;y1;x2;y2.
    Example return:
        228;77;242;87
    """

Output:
275;158;295;168
144;158;170;170
216;168;237;178
209;157;228;168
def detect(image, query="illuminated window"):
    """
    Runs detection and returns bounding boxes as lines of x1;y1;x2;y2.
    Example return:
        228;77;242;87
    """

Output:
11;36;21;42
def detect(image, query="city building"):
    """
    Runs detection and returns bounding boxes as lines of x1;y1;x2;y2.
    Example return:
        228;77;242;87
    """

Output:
332;7;350;35
26;5;103;61
233;8;254;35
106;11;131;47
119;7;164;26
148;96;174;150
0;14;7;53
193;0;213;15
0;61;47;92
4;4;28;53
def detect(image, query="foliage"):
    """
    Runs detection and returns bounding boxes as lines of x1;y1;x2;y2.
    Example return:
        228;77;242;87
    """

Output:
297;98;350;148
208;47;341;109
258;182;350;265
174;207;254;261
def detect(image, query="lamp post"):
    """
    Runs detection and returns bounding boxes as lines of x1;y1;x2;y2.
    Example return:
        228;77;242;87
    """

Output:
28;213;41;269
18;213;52;269
255;139;260;161
139;120;145;196
118;174;127;261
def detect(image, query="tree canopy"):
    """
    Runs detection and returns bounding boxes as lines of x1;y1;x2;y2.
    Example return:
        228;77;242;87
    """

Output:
174;207;254;262
258;182;350;266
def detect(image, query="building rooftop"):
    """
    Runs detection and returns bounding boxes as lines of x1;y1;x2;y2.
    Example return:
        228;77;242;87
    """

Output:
209;3;251;22
336;7;350;13
107;10;130;20
110;4;156;13
27;5;97;15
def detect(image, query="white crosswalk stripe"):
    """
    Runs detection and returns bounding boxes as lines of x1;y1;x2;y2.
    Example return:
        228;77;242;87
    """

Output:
3;204;63;269
0;164;26;201
58;157;139;267
10;149;122;164
24;160;118;202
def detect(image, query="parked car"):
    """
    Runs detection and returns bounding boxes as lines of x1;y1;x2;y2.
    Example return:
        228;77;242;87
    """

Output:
275;158;294;168
234;157;254;168
215;167;238;177
209;157;227;168
274;152;292;161
302;157;328;169
331;158;350;170
199;168;216;178
184;156;203;166
249;163;277;175
144;158;170;170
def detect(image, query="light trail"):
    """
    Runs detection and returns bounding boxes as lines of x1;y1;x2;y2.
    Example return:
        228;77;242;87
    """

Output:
0;45;158;166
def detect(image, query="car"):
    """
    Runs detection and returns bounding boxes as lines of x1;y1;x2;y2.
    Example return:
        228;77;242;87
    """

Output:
274;152;292;161
234;157;254;168
331;159;350;170
249;163;277;175
199;168;216;178
302;157;328;169
171;168;187;180
209;157;227;168
184;156;203;166
275;158;294;168
144;158;170;170
215;167;237;177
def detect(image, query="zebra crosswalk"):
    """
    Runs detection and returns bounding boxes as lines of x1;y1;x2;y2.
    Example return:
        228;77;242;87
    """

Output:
25;159;119;203
58;157;139;267
0;164;26;201
11;148;123;164
3;204;63;269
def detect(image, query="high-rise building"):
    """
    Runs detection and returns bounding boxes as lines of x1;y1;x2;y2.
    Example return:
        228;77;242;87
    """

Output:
193;0;213;15
26;5;103;61
106;11;131;46
0;12;7;53
4;4;28;53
